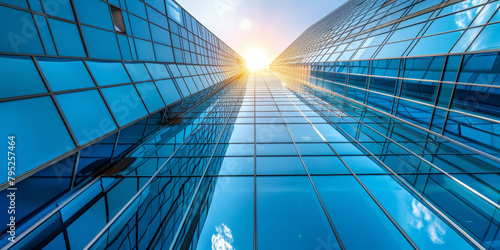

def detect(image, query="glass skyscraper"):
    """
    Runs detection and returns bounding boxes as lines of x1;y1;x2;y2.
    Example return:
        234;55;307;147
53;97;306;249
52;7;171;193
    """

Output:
1;0;500;249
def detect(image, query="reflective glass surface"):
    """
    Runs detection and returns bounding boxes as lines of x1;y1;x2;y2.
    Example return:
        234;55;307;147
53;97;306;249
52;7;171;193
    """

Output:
0;97;75;178
56;90;117;145
4;0;500;249
257;176;339;249
38;58;95;92
0;55;46;98
101;85;148;126
87;61;131;86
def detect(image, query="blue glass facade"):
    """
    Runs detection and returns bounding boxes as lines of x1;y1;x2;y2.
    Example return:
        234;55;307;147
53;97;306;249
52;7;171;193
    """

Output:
271;0;500;249
0;0;244;246
2;0;500;249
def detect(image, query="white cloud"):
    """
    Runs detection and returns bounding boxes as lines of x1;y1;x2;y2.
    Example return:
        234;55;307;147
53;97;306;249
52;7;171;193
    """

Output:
211;223;235;250
408;199;446;245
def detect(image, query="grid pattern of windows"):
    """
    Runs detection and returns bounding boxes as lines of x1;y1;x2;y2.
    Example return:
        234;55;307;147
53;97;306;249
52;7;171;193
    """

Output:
3;0;500;249
0;0;245;240
0;0;244;177
5;71;485;249
271;0;500;249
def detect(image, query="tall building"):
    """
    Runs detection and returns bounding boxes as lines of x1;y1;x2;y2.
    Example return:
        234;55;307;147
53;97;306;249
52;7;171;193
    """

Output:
271;0;500;249
0;0;244;248
1;0;500;249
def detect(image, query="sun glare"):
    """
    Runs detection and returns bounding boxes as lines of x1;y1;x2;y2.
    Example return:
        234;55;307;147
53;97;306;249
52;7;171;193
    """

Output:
244;48;268;70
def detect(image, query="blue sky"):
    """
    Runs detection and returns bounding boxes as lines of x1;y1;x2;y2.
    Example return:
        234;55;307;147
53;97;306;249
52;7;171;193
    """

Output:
176;0;348;65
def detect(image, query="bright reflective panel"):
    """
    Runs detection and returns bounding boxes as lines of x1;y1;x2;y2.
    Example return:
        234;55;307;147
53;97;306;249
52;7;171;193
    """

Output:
196;177;253;250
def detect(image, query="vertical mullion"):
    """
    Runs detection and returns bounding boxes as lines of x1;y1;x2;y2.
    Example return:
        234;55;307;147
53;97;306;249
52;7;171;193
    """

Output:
82;60;121;127
253;71;258;250
69;0;90;57
441;54;464;135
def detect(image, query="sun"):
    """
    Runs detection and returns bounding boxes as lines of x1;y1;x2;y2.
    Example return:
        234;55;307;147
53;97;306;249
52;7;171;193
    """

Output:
244;48;268;70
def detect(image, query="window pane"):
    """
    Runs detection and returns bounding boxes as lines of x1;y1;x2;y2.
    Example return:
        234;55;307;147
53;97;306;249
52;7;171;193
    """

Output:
296;143;335;156
425;7;480;35
150;24;171;45
0;55;46;98
314;124;349;142
372;59;400;77
287;124;324;142
195;177;253;250
409;31;463;56
255;124;288;143
146;63;171;79
34;15;57;55
101;85;148;126
129;15;151;40
174;78;190;97
400;80;439;104
74;0;113;30
0;6;44;54
56;90;117;145
256;157;305;175
106;178;138;217
228;124;254;143
168;64;182;77
124;62;151;82
215;157;254;175
135;81;165;112
82;26;121;60
49;18;86;57
155;79;181;104
0;0;28;8
409;0;442;15
221;144;254;156
469;23;500;52
117;34;132;60
387;23;425;43
67;198;107;250
458;52;500;85
472;2;499;26
302;156;350;174
38;58;95;92
126;0;147;18
404;56;445;81
439;0;486;15
257;176;339;249
146;5;167;24
376;40;412;59
135;38;155;61
42;233;66;249
452;85;500;118
256;143;297;156
0;97;75;177
341;156;387;173
183;77;198;92
87;61;131;86
167;0;183;25
43;0;74;21
450;27;481;53
154;43;175;62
